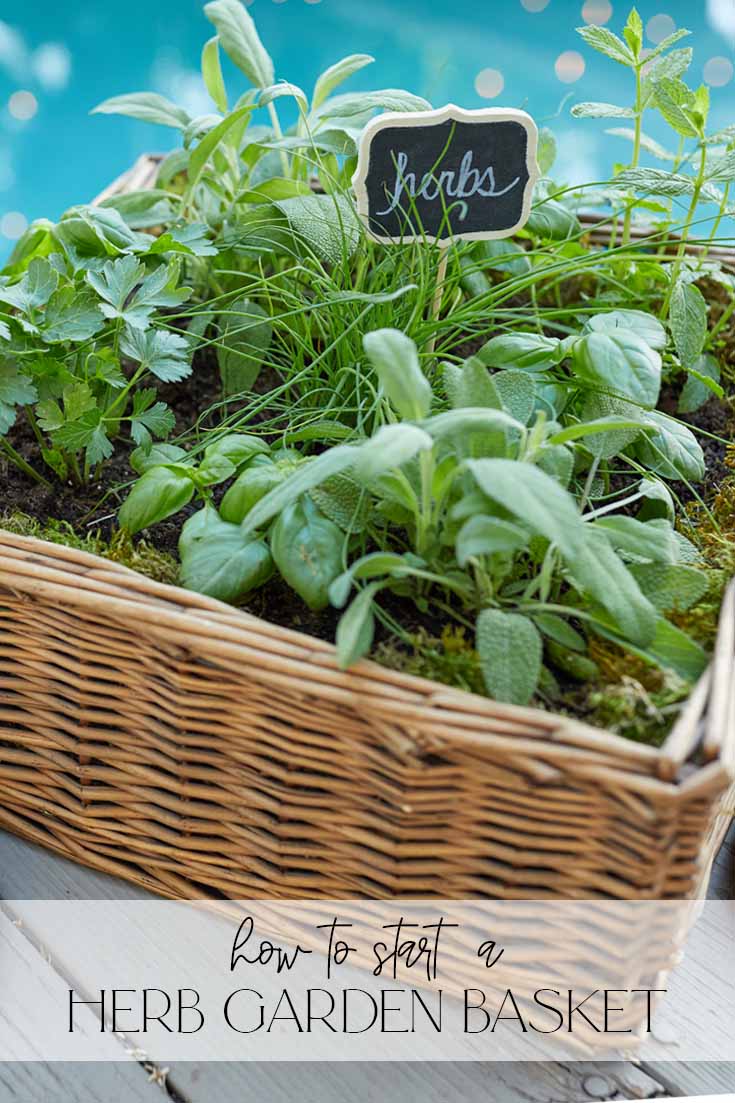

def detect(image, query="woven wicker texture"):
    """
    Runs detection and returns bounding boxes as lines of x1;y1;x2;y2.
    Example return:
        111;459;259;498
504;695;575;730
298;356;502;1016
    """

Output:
0;530;732;900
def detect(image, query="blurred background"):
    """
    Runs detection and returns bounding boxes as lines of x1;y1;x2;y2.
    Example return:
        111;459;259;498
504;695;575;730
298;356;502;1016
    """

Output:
0;0;733;253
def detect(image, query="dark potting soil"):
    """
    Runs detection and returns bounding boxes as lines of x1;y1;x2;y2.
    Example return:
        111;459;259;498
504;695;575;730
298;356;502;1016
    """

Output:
1;339;733;649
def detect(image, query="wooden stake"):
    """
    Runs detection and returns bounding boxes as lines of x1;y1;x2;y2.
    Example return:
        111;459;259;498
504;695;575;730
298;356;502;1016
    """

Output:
427;245;449;356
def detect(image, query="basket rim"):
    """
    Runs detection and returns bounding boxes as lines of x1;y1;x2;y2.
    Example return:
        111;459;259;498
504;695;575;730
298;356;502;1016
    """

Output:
1;525;732;792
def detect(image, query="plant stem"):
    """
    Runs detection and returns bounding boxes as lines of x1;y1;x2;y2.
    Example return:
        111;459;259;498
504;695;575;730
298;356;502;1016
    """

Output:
267;101;290;178
622;64;643;248
661;143;708;318
703;181;731;261
1;438;51;486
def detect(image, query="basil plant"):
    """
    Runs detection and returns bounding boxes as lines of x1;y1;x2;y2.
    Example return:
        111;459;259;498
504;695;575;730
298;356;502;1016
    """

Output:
119;328;708;707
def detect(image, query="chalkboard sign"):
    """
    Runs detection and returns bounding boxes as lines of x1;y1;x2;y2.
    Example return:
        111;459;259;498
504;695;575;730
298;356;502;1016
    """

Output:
353;104;539;245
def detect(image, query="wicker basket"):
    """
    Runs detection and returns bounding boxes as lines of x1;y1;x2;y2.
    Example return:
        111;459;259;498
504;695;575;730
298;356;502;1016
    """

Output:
0;156;732;902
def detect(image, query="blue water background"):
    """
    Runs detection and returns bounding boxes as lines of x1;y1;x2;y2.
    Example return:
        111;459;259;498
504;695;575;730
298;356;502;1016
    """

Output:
0;0;733;252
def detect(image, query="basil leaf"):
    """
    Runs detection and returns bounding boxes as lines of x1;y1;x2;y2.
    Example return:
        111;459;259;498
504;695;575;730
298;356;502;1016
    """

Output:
180;510;273;604
119;465;195;535
572;330;662;408
271;497;344;611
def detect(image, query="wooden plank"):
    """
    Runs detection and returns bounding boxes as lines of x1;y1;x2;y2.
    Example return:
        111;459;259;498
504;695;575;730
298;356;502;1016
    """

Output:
0;1064;168;1103
0;912;163;1102
1;827;733;1100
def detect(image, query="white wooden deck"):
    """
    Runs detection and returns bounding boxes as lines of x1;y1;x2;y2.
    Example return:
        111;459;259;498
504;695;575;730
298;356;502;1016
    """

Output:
0;824;732;1102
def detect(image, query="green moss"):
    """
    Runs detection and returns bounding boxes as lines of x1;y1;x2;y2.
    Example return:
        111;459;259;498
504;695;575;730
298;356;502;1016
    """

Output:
374;624;487;696
0;510;178;586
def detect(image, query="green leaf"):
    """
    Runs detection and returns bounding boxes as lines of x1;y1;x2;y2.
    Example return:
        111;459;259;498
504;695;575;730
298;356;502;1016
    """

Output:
616;167;701;196
309;473;369;533
652;79;700;138
99;189;178;230
643;618;707;682
624;7;643;54
670;281;707;370
88;257;190;329
355;423;433;481
0;257;58;315
363;328;432;420
130;442;189;474
443;356;501;409
629;563;709;612
572;330;662;408
202;36;228;114
466;458;586;560
258;82;308;115
242;443;359;535
571;531;657;646
549;415;650;447
204;0;274;88
578;392;644;460
52;406;106;454
119;465;195;534
478;332;561;371
476;610;542;706
220;459;286;523
312;54;374;112
273;194;361;262
188;104;256;195
335;582;380;669
571;102;635;118
645;27;690;63
637;477;676;522
129;390;176;446
536;444;574;488
706;150;735;183
635;411;705;481
121;326;192;382
38;287;105;343
271;497;344;611
532;613;586;652
584;309;667;350
148;224;217;257
678;354;722;413
590;516;678;563
329;552;413;608
493;370;536;425
537;127;557;175
606;127;677;162
315;88;430;121
91;92;191;130
180;509;272;604
576;23;635;66
0;362;37;434
204;433;269;468
456;516;528;566
217;296;272;396
525;200;581;241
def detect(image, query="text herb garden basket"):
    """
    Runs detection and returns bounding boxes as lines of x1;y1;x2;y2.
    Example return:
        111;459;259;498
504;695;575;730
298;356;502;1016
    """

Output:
0;156;732;903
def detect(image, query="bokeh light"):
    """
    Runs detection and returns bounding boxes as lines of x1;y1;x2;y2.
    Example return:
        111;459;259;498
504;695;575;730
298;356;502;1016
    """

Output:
0;211;27;239
703;55;734;86
646;13;676;44
520;0;551;11
475;68;505;98
32;43;71;91
582;0;613;26
8;90;37;121
555;50;586;83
